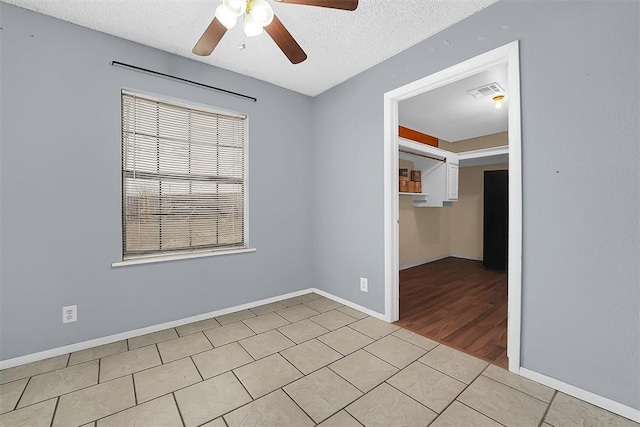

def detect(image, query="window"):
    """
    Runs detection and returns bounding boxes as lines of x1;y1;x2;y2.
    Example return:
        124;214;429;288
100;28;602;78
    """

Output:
121;91;246;260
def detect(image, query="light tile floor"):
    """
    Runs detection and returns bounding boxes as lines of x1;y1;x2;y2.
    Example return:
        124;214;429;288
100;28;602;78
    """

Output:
1;293;638;427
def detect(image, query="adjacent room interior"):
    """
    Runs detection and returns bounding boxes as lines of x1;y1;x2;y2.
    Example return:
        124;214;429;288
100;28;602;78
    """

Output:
394;64;511;368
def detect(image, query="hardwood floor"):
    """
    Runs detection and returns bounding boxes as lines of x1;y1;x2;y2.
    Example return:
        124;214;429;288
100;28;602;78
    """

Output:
395;257;508;368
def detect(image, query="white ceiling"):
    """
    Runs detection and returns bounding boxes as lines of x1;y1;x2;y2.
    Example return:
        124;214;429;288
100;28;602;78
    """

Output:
2;0;499;96
399;63;508;142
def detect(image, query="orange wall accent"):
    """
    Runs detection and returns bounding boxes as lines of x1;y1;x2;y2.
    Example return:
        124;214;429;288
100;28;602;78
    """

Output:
398;126;439;147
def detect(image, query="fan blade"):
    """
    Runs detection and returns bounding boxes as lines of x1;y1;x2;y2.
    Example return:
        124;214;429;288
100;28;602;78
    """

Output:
192;17;227;56
264;15;307;64
277;0;358;11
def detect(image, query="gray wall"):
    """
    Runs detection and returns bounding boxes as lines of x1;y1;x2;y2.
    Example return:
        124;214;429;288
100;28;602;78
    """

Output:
0;4;313;359
311;0;639;410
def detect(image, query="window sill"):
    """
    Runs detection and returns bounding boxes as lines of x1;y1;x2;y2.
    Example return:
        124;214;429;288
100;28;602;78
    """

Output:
111;247;257;268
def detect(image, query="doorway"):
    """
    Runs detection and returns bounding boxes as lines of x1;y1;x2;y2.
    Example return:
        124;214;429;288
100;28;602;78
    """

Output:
383;41;522;373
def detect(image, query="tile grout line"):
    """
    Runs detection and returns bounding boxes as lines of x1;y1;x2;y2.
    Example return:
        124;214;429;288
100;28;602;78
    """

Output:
189;356;205;382
276;322;331;345
176;324;222;339
392;346;489;422
10;360;104;413
232;352;306;399
201;328;217;349
230;370;255;401
131;373;139;406
384;380;441;417
279;385;326;426
13;375;31;411
414;351;488;385
480;373;554;405
390;329;441;353
343;407;367;427
454;400;509;426
538;390;558;427
154;343;164;365
424;356;494;425
10;363;150;416
278;340;342;377
171;392;187;427
327;360;392;396
90;388;189;425
359;346;414;372
48;396;60;427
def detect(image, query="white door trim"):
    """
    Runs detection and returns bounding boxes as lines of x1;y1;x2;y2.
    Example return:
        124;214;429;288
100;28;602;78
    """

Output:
383;41;523;373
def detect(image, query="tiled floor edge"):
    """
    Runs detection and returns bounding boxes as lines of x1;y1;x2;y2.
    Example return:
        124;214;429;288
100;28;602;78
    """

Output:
309;288;388;322
0;288;316;371
519;367;640;423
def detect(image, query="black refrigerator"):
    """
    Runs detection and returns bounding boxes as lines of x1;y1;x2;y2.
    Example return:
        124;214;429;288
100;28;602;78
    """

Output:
483;170;508;270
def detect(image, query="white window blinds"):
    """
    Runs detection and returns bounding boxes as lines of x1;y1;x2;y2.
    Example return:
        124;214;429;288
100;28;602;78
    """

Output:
121;91;246;260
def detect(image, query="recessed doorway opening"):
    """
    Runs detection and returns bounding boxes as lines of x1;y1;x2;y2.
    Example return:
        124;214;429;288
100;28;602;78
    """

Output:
383;41;522;373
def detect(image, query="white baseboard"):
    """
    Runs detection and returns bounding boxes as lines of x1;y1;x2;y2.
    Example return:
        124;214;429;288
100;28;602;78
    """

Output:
519;367;640;423
0;288;314;370
400;254;482;270
399;255;450;270
450;254;483;261
311;289;386;322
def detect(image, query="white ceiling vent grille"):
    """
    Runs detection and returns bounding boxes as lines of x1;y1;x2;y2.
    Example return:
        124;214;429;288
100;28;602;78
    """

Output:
467;82;505;99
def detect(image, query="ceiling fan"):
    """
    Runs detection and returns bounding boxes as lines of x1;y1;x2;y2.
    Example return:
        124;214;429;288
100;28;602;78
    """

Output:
192;0;359;64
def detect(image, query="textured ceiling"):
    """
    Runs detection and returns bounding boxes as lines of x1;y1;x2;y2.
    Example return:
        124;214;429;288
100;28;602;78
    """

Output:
2;0;499;96
399;63;508;142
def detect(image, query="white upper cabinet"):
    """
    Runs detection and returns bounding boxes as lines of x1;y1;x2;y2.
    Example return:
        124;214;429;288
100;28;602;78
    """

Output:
447;163;459;201
398;138;458;207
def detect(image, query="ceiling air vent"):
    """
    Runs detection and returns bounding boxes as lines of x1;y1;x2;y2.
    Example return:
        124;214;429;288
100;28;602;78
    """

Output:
467;82;504;99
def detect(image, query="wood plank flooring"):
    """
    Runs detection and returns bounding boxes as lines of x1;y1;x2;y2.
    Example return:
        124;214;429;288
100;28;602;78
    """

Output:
395;257;508;368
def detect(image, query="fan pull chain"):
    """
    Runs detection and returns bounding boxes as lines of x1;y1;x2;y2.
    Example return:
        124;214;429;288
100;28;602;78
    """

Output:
239;19;247;50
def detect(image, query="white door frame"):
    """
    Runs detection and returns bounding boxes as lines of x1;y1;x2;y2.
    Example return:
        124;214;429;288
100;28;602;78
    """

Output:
383;41;523;373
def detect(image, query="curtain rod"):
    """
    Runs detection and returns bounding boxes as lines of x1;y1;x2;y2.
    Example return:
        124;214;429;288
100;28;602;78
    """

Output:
111;61;257;103
399;149;446;163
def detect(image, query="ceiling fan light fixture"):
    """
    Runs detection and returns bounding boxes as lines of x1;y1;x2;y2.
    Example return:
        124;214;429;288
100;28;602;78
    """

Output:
493;95;505;109
215;3;239;29
249;0;274;27
223;0;247;17
244;13;264;37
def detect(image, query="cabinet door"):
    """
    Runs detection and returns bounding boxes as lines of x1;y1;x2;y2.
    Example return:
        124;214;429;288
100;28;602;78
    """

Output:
447;163;459;200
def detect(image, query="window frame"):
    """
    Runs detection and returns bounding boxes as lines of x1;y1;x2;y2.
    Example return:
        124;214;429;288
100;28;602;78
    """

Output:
113;90;253;267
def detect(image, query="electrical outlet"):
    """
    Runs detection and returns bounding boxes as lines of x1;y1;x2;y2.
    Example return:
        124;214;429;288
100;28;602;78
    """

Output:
360;277;368;292
63;305;77;324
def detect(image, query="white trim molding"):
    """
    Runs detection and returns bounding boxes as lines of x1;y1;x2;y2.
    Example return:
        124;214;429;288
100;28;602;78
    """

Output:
399;255;451;270
400;254;482;270
449;254;483;262
0;288;313;370
383;41;523;373
520;368;640;423
0;288;387;371
311;289;387;321
112;248;257;268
